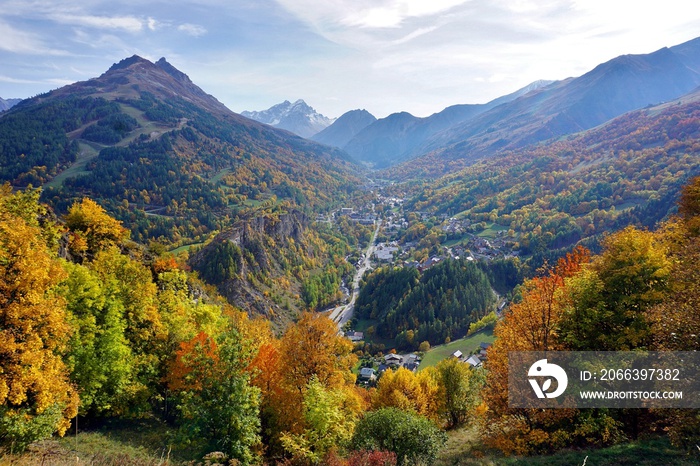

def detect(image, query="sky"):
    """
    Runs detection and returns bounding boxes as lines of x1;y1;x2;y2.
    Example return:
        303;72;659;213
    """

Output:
1;0;700;119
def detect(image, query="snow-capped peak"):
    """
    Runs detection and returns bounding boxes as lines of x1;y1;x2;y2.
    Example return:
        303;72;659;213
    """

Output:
241;99;334;138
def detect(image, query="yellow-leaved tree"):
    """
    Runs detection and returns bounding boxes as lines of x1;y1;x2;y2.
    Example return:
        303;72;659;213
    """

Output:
0;186;78;451
371;367;440;423
65;198;128;258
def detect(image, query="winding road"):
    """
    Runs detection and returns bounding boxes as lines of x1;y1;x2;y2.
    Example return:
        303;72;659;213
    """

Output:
328;219;381;329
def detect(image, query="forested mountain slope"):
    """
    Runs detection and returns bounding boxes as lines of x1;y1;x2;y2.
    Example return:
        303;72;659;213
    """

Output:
394;86;700;260
0;56;360;245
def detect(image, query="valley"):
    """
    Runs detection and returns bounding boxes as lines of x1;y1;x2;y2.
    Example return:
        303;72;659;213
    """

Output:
2;36;700;465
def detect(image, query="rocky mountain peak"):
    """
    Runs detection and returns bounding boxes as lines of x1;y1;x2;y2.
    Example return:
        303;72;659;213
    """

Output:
242;99;334;138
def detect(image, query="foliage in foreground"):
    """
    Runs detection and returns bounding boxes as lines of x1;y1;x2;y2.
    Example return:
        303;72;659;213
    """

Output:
481;176;700;455
352;408;447;466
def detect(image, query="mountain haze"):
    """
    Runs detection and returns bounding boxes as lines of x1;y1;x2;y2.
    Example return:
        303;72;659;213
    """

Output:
242;99;335;138
412;37;700;169
337;80;553;168
311;109;377;148
0;97;22;112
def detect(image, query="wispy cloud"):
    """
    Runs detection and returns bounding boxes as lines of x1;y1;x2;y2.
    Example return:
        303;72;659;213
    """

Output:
0;20;69;55
0;75;43;84
178;23;208;37
0;74;73;86
274;0;470;30
341;0;471;28
50;13;145;33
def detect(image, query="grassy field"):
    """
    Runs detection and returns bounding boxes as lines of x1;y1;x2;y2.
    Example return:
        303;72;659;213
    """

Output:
476;223;508;239
435;426;699;466
44;142;100;189
169;242;204;255
0;419;183;465
419;327;495;369
3;419;696;465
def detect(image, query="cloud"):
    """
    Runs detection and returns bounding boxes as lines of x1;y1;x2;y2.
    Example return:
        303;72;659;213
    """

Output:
178;23;208;37
50;13;145;33
391;26;439;45
0;20;68;55
342;0;472;28
274;0;470;30
0;75;43;84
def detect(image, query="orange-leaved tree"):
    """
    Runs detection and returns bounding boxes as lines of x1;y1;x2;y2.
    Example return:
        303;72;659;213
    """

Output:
481;247;589;455
274;313;359;458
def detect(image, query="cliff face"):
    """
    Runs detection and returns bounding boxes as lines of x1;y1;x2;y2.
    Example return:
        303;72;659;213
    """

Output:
189;210;312;328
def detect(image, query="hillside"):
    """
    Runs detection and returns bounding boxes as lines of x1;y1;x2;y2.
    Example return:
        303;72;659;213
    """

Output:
0;56;360;245
188;208;364;327
392;86;700;261
407;37;700;171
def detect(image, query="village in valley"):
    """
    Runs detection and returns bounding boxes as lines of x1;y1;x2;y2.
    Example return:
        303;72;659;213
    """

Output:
319;181;505;382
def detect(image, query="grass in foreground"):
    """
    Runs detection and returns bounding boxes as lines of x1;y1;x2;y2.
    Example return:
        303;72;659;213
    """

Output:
436;425;699;466
3;420;697;465
0;419;181;466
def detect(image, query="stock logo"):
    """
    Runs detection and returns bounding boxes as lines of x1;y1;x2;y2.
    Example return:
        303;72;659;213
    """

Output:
528;358;568;399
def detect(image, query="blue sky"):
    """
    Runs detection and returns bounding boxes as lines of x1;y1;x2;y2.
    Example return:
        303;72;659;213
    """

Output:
1;0;700;118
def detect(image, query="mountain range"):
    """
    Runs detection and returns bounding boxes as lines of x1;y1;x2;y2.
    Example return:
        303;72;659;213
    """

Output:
317;80;553;168
415;39;700;166
310;37;700;171
242;99;335;138
0;97;21;112
3;37;700;321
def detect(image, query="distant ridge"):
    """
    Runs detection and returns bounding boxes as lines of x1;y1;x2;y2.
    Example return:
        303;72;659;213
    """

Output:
336;80;553;168
242;99;335;138
0;97;22;112
411;37;700;168
311;109;377;148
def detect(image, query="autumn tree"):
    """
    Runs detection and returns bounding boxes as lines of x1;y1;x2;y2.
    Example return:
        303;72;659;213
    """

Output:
371;367;439;422
648;176;700;449
280;377;363;463
269;313;357;457
0;188;78;451
65;197;128;257
433;358;485;428
60;261;134;416
558;227;670;351
481;247;597;455
279;313;356;395
170;329;261;464
649;175;700;352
